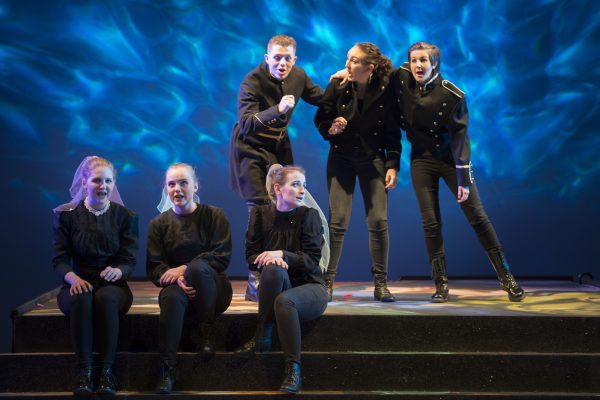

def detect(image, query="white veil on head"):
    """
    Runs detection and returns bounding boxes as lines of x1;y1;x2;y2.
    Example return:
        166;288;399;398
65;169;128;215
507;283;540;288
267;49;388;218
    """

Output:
53;156;124;213
303;189;330;274
156;162;201;213
156;186;200;213
266;164;330;273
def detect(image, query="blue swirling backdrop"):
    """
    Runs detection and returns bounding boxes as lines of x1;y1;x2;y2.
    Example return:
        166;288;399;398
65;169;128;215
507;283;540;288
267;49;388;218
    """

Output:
0;0;599;350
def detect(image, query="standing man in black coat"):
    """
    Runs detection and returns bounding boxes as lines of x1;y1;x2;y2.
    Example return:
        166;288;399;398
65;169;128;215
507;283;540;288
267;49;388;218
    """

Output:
229;34;323;300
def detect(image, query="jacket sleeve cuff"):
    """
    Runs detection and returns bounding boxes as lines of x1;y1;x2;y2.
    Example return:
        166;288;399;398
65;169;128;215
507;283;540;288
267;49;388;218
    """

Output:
456;162;474;186
55;263;73;281
116;264;134;280
385;151;400;170
283;250;301;268
254;106;287;128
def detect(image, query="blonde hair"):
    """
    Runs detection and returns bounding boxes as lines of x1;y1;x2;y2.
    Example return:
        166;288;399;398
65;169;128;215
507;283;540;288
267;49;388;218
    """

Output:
266;164;305;202
81;156;115;180
165;162;198;184
267;34;297;51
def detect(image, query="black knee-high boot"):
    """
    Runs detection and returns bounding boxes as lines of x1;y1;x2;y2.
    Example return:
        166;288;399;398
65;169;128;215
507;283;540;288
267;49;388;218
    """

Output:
370;224;395;302
487;249;525;302
431;256;449;303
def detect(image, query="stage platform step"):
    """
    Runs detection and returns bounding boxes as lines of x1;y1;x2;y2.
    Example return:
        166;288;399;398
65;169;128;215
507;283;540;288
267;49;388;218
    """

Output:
0;352;599;393
1;392;599;399
13;313;600;354
5;279;600;397
12;280;600;353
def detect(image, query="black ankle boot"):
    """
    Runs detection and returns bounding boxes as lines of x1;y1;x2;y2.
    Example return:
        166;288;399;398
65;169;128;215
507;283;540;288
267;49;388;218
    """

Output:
73;366;93;397
487;249;526;302
373;276;396;302
234;324;273;359
324;278;333;302
96;366;117;395
155;361;175;394
197;323;216;358
374;284;396;302
279;361;302;393
431;256;449;303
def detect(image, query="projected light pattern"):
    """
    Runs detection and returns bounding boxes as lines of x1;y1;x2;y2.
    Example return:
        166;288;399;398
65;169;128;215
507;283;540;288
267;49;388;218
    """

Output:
1;0;599;197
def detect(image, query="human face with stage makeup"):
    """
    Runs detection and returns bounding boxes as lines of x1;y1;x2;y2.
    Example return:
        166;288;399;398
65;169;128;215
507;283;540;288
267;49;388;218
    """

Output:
273;170;306;212
409;48;437;85
165;164;198;215
345;45;375;84
82;165;115;211
265;43;297;81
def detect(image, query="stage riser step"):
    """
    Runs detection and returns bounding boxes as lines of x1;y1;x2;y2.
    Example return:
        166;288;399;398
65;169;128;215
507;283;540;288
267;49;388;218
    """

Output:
0;353;598;393
12;314;600;353
1;392;600;399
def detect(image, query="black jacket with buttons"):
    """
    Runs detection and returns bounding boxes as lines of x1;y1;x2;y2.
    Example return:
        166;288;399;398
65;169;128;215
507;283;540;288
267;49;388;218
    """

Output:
235;62;322;139
229;62;323;200
392;62;473;186
314;75;401;171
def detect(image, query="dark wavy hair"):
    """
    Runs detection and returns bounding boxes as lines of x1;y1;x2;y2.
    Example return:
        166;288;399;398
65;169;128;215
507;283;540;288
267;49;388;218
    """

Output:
355;42;393;79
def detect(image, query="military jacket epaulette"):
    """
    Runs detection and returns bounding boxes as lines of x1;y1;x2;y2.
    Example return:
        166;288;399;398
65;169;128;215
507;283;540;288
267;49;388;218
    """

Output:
392;63;473;186
441;79;464;99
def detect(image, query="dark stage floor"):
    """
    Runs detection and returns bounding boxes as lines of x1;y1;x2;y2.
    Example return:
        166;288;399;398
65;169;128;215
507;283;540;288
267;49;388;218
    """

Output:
26;279;600;317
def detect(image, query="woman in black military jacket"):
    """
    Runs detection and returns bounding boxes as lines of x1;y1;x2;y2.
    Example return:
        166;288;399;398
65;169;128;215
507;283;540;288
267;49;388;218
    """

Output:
393;41;525;302
314;42;401;302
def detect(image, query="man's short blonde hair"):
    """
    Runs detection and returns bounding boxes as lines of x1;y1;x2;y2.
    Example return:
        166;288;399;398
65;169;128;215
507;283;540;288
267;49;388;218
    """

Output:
267;35;297;52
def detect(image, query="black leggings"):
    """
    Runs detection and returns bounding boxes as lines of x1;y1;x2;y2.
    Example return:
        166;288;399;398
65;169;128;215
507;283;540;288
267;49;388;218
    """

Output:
158;262;232;362
410;156;501;262
58;284;132;368
258;265;328;364
326;152;389;281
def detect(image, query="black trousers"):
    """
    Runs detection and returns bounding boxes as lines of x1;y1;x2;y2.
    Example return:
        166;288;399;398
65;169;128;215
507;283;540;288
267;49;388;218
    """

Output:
326;152;389;281
232;132;293;207
258;265;328;364
410;156;501;263
58;283;132;368
158;263;232;362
